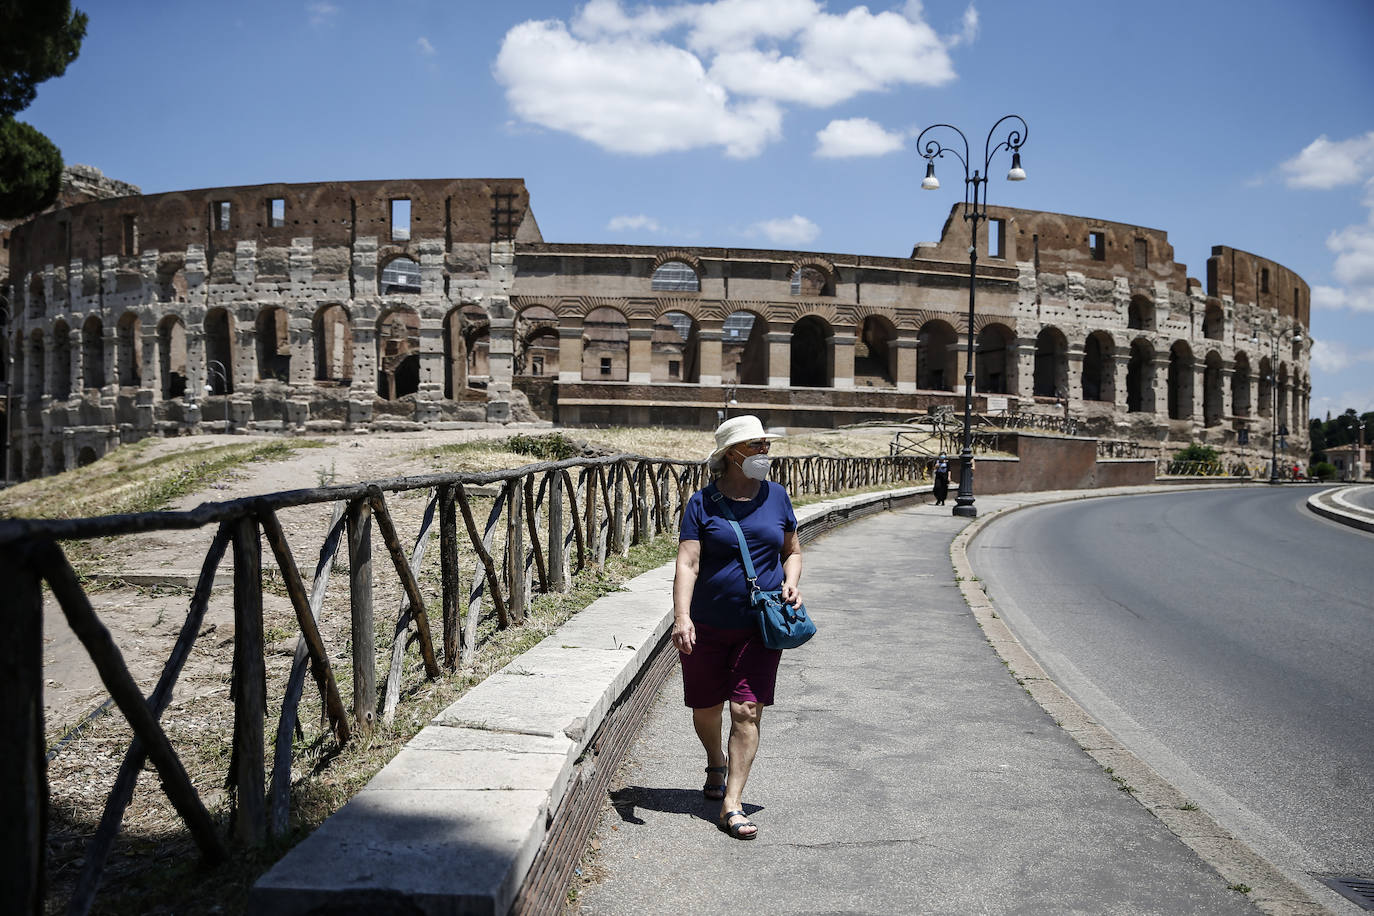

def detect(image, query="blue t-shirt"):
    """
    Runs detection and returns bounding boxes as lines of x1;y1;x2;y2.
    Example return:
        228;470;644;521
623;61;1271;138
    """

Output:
679;480;798;630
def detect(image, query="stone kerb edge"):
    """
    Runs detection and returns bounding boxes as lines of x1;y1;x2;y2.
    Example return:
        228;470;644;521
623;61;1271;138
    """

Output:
950;492;1330;916
251;482;929;916
1306;487;1374;533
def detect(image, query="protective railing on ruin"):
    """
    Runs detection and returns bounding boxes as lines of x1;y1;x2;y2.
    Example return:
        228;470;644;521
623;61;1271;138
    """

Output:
1155;457;1254;478
1097;439;1150;460
983;411;1081;438
0;451;925;915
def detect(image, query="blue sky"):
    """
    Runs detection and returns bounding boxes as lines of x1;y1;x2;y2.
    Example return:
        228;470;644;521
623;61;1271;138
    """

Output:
22;0;1374;418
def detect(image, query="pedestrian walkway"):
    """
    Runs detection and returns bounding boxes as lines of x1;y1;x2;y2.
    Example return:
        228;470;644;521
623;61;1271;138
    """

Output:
571;498;1261;916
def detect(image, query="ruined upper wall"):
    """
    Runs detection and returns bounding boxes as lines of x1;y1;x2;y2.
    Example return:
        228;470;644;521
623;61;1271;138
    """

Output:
6;178;539;284
1207;246;1309;326
1;164;141;281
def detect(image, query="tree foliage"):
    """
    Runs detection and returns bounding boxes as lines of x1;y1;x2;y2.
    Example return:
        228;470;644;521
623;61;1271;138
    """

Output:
0;1;87;218
1309;408;1374;461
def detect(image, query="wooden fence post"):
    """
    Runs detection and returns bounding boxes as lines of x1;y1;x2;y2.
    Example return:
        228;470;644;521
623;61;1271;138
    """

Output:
507;479;526;624
230;516;267;845
0;544;45;915
439;485;461;669
611;462;626;556
348;499;376;731
548;470;567;590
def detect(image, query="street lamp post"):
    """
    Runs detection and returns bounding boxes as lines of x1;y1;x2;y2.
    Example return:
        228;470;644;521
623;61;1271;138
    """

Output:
917;115;1029;518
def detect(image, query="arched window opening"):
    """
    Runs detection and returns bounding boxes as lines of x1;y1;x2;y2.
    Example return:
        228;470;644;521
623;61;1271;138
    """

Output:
204;308;235;395
50;443;65;475
1231;353;1251;418
380;256;421;295
1276;363;1289;432
1033;327;1067;398
1127;339;1153;413
514;306;558;379
1203;303;1225;341
854;315;897;387
314;304;353;385
1128;296;1153;332
82;316;105;390
28;275;45;317
790;266;830;296
52;321;72;400
790;316;833;388
27;329;45;403
1082;332;1113;402
78;446;99;468
156;255;187;303
1203;351;1224;427
1167;341;1193;420
158;316;188;400
916;320;957;391
651;260;699;292
1257;356;1273;418
377;308;421;399
256;307;291;382
723;311;766;385
117;312;142;386
653;310;699;382
582;307;629;381
977;324;1015;395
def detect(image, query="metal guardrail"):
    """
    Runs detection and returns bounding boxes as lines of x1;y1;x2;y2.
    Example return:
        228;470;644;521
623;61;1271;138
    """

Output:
0;451;924;914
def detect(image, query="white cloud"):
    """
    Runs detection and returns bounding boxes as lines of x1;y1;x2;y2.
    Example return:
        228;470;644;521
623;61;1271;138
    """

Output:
1280;132;1374;189
417;37;436;56
607;214;663;232
307;2;337;26
1324;215;1374;312
495;1;960;158
746;214;820;245
946;5;979;48
815;117;904;158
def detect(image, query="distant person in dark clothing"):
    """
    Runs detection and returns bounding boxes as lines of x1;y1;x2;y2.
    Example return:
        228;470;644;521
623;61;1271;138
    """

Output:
933;453;950;505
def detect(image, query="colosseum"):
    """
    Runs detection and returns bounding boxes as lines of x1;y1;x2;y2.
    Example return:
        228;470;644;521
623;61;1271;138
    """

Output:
0;168;1310;480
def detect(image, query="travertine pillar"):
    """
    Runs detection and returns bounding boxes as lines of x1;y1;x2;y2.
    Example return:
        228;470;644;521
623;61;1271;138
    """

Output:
1065;342;1084;405
894;331;918;393
557;320;584;384
832;331;855;390
1112;353;1131;413
1151;352;1171;421
1013;338;1037;401
767;332;790;387
697;320;723;387
627;317;654;384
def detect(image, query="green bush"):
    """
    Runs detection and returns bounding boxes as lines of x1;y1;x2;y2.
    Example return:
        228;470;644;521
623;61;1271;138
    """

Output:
1167;442;1223;476
503;433;579;462
1311;461;1337;481
1172;443;1219;464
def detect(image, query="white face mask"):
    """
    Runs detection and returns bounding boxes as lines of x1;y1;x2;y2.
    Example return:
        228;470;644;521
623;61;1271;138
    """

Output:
739;454;771;481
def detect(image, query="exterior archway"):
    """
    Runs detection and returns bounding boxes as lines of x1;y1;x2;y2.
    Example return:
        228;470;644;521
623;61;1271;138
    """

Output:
313;304;353;384
52;321;72;400
1033;327;1068;398
1276;363;1290;433
204;307;234;394
78;446;99;467
117;312;142;386
723;310;766;385
1203;303;1225;340
1203;350;1224;426
1082;331;1114;402
790;315;833;388
82;315;105;389
1257;356;1273;418
1231;352;1251;417
25;328;44;404
1126;338;1154;413
916;320;957;391
651;260;699;292
379;255;421;295
256;307;291;381
514;305;558;379
582;306;628;381
653;310;699;383
1167;341;1194;419
1128;295;1154;331
854;315;896;387
976;323;1014;395
158;315;188;399
377;307;421;398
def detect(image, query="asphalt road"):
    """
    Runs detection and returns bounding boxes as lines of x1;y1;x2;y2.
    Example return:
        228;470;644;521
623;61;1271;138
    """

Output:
968;486;1374;910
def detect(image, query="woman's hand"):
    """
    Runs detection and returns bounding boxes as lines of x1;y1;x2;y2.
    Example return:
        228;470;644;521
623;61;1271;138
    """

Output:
672;616;696;654
781;582;803;608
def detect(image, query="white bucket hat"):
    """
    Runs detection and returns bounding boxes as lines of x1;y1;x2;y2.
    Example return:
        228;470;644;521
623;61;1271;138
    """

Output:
708;415;781;464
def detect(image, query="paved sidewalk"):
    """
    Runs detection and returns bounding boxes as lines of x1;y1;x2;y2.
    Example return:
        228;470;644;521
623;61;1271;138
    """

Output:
572;497;1262;916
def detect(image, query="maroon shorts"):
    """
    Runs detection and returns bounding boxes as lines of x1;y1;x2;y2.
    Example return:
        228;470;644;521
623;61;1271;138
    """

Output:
680;620;783;708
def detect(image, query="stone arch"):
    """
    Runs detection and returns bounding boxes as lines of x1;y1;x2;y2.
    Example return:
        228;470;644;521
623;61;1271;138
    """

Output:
82;315;105;390
1202;302;1225;340
26;328;45;403
1257;355;1273;418
379;254;421;295
116;311;142;386
650;256;700;292
790;315;833;388
976;322;1015;395
653;310;699;382
515;304;559;377
1167;340;1194;420
256;306;291;381
313;304;353;385
443;307;468;395
723;309;767;385
917;319;958;391
582;305;629;381
50;442;65;475
1127;338;1154;413
203;307;235;395
1033;326;1068;398
52;320;71;400
1203;350;1224;427
1276;362;1290;432
158;315;188;399
1082;330;1114;402
1127;294;1153;332
1231;351;1251;418
78;446;99;467
463;305;491;383
156;253;187;303
377;306;421;399
790;258;835;296
854;314;897;387
28;274;45;315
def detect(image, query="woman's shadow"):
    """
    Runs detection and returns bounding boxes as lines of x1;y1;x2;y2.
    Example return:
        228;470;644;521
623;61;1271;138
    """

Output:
609;785;763;826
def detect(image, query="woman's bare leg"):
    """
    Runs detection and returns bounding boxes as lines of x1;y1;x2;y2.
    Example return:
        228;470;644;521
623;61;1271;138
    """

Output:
720;700;762;836
692;704;728;771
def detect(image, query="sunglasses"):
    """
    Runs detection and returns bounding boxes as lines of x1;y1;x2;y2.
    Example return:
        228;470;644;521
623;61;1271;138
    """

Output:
738;439;771;452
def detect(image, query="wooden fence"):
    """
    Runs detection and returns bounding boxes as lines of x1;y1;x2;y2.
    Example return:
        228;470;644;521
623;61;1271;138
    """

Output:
0;452;924;915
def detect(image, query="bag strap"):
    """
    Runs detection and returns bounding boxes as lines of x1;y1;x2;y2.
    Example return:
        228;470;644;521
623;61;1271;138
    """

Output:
706;485;759;588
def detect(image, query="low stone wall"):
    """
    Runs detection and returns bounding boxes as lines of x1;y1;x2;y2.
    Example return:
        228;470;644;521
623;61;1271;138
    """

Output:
968;432;1154;494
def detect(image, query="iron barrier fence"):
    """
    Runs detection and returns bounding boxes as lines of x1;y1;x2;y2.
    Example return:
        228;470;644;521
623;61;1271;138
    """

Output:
0;452;924;914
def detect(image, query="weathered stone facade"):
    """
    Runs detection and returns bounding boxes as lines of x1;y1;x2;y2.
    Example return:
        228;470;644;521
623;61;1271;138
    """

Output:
1;176;1310;479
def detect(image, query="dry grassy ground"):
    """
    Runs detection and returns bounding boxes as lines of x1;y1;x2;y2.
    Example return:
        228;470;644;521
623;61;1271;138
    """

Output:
3;423;925;915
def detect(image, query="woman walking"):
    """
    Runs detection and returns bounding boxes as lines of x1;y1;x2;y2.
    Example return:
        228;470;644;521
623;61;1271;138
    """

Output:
932;453;950;506
672;415;803;840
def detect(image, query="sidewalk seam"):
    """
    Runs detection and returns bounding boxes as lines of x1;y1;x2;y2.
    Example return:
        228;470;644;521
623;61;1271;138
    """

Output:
950;487;1336;916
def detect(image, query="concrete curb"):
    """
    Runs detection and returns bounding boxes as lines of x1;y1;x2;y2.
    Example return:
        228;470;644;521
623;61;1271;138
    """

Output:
250;483;928;915
1306;485;1374;533
950;487;1334;916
